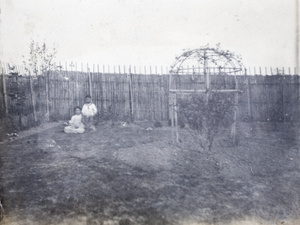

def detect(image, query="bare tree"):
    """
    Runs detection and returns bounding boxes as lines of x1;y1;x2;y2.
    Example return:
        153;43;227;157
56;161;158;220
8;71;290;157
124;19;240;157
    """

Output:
23;40;57;121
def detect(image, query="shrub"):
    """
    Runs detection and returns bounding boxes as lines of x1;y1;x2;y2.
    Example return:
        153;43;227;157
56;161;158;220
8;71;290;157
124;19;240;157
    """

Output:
154;121;162;128
0;116;20;141
178;92;235;151
97;105;132;124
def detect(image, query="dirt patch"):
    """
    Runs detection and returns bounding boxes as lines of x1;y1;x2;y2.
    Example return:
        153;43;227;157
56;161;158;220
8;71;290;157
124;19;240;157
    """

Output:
114;141;175;171
0;121;299;224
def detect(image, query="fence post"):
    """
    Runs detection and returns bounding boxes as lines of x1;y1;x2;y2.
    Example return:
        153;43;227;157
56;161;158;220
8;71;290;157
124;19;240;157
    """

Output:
282;76;286;122
174;93;179;143
170;92;175;142
259;67;262;75
245;69;253;121
128;66;134;121
1;68;8;117
232;71;239;144
46;71;51;121
88;68;92;97
29;73;37;122
75;63;79;106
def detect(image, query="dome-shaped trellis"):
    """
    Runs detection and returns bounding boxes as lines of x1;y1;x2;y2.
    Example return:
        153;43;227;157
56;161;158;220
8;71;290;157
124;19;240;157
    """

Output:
170;45;244;76
169;45;245;144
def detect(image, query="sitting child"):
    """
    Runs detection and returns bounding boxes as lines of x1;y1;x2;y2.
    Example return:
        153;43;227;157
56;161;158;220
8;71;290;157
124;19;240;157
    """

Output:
64;106;85;134
82;95;97;131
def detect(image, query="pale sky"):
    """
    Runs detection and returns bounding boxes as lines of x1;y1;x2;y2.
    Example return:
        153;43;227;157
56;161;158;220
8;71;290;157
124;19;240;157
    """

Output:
0;0;299;70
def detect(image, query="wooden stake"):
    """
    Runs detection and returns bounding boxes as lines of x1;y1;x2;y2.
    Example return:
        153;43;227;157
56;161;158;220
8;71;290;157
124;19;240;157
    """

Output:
75;63;79;106
259;67;262;75
246;75;253;121
128;66;134;120
265;67;267;75
282;78;285;122
232;72;239;144
1;67;8;117
170;93;175;142
88;65;92;97
174;94;179;143
29;73;37;122
45;67;50;121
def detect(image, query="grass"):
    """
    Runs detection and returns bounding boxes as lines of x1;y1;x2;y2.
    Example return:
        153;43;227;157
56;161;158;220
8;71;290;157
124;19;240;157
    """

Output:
0;121;299;225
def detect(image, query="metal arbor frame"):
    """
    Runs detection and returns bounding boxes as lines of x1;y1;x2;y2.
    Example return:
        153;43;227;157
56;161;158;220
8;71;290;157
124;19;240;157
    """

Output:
169;46;245;143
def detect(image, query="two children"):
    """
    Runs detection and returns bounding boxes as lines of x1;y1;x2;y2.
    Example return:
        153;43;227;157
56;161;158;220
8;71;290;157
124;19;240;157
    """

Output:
64;95;97;134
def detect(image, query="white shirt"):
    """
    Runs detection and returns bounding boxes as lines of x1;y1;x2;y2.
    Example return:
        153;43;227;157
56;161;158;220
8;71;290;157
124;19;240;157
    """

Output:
82;103;97;117
69;114;85;128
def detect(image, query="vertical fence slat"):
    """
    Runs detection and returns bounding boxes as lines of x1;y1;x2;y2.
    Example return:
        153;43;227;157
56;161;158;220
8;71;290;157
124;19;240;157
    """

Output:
29;74;37;122
2;71;8;117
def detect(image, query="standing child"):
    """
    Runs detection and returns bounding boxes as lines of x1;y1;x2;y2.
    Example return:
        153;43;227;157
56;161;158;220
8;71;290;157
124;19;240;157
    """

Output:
82;95;97;131
64;106;85;134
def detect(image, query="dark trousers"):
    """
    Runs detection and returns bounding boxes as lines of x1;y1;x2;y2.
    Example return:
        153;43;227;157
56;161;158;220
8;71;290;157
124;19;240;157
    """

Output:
83;116;94;129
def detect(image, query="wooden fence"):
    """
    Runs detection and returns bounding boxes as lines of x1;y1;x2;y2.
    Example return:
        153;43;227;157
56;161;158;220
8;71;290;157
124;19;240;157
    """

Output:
169;74;300;123
1;65;300;128
0;71;171;124
243;75;300;122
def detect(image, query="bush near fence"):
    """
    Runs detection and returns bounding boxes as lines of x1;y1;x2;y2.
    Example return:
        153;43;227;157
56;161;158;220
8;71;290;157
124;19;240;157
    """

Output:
0;70;300;132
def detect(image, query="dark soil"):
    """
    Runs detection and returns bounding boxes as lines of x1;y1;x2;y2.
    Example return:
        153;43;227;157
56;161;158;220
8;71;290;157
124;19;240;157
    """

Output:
0;121;299;225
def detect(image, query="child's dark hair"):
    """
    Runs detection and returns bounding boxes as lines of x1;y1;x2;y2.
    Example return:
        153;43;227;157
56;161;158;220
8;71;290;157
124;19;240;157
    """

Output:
85;95;91;99
74;106;81;111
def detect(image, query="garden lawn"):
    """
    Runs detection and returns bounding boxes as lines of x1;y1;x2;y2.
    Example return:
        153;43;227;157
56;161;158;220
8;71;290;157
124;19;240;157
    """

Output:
0;121;300;225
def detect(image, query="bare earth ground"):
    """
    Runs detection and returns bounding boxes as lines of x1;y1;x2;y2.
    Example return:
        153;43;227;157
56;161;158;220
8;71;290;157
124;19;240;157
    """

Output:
0;121;300;225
